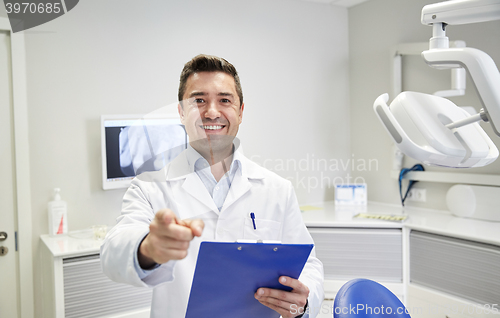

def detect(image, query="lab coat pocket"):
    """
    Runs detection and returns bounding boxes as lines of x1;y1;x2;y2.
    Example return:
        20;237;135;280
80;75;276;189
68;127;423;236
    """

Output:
243;218;281;241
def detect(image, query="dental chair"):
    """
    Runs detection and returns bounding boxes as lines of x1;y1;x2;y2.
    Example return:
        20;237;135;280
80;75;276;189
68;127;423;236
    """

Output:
333;279;411;318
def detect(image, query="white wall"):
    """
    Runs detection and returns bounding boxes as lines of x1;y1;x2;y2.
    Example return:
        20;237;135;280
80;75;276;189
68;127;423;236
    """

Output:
349;0;500;209
20;0;349;316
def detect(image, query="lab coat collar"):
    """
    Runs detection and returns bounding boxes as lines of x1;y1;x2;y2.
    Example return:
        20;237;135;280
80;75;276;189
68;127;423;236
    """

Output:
185;143;240;178
164;142;265;181
163;142;265;216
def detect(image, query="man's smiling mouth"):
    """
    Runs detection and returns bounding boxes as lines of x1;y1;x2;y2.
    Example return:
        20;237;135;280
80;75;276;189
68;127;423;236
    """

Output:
202;125;225;130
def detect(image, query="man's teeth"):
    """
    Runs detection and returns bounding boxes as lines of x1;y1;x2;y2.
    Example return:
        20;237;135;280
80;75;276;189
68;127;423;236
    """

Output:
203;125;223;130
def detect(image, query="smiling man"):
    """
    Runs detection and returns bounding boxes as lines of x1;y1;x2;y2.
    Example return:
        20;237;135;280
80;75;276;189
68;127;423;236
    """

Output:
101;54;324;318
178;69;243;181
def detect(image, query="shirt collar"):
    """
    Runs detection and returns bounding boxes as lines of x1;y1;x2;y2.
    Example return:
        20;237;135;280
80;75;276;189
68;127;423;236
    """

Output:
186;143;242;175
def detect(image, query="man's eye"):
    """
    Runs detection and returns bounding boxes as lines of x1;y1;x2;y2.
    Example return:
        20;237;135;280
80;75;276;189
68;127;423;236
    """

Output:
220;99;231;104
194;98;205;104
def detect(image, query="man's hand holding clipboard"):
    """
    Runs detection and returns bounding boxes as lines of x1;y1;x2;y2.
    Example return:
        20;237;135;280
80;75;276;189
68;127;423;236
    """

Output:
255;275;309;318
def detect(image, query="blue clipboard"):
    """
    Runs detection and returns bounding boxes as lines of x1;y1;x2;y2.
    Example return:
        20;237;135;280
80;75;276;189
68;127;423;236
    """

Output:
185;241;313;318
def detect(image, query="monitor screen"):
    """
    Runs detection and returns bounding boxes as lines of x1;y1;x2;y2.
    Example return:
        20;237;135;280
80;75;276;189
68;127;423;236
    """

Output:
101;114;188;190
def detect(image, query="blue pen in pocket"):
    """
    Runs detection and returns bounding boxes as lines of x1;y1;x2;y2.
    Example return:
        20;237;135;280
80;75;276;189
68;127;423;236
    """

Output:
250;212;256;230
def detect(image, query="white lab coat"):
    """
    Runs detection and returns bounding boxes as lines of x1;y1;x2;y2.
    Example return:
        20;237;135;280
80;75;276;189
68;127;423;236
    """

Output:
100;149;324;318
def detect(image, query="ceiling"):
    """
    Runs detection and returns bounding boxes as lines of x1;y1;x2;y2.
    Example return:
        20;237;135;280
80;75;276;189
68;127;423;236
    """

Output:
295;0;369;7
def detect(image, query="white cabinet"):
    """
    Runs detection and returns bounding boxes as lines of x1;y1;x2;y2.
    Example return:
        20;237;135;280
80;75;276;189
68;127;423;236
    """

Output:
40;233;151;318
407;230;500;318
307;227;404;299
301;202;406;300
301;201;500;316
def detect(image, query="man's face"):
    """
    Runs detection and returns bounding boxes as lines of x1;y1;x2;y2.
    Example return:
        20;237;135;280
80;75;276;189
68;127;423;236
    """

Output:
178;71;244;157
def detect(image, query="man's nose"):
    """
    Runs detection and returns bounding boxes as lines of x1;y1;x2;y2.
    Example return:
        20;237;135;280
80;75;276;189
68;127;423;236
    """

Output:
204;101;221;119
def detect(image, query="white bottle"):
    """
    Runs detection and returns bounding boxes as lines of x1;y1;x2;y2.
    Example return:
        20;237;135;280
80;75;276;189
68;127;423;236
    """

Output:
48;188;68;236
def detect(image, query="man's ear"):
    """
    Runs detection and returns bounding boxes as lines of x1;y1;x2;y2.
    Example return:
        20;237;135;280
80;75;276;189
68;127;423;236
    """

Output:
178;103;185;124
239;103;244;124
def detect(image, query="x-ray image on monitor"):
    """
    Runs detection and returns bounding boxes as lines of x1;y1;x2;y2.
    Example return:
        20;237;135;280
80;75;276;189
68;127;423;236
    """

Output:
101;115;188;190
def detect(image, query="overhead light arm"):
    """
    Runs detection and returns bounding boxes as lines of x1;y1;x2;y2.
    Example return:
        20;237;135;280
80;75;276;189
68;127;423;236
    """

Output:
373;0;500;168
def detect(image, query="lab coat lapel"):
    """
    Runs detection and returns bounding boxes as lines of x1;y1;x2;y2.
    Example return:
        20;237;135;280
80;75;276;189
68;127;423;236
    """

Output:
221;155;264;212
181;173;218;213
222;172;251;211
165;151;218;216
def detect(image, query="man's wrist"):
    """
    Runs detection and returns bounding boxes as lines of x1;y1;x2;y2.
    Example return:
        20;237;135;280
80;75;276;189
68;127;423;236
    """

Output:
138;234;157;269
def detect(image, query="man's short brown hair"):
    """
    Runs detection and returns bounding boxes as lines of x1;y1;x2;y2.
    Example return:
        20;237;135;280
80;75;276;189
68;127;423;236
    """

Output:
178;54;243;107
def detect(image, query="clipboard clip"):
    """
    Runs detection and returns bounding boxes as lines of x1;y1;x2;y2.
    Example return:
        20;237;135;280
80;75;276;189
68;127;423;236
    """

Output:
235;240;282;251
236;239;282;244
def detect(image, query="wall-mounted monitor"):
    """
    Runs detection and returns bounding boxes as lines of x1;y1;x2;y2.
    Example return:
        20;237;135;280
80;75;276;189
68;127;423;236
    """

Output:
101;114;188;190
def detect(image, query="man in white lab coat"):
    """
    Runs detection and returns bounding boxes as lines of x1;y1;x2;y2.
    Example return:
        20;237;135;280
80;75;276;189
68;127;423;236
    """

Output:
100;54;324;318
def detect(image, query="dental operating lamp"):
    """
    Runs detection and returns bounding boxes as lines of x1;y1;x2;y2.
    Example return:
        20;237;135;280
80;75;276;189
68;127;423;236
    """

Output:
373;0;500;168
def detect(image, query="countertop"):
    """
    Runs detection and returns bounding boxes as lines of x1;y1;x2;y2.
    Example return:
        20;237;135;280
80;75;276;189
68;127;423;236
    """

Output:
41;201;500;257
301;201;500;246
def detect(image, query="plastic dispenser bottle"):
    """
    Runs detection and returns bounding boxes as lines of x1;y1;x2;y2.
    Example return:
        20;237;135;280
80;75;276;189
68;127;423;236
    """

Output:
48;188;68;236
